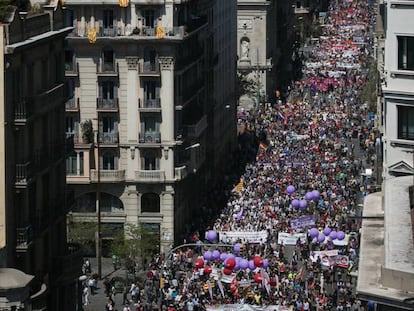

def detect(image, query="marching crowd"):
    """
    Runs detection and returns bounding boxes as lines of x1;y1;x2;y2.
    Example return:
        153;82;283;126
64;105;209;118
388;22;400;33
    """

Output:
83;0;378;310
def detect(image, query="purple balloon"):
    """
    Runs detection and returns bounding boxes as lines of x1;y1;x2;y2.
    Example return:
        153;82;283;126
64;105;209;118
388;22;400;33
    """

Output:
309;228;319;238
203;251;212;261
207;230;217;242
323;227;332;236
262;259;269;269
311;190;320;200
212;250;220;260
220;253;228;261
292;199;300;209
305;192;314;200
337;231;345;240
233;243;241;253
287;185;296;194
248;260;256;270
227;253;235;259
317;233;326;243
239;259;249;270
299;200;307;210
329;231;337;240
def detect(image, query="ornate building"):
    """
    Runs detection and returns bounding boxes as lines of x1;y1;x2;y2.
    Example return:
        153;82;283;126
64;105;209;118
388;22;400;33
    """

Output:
63;0;238;260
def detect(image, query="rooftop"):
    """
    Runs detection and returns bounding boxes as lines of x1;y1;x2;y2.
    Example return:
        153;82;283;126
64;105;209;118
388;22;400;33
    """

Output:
357;176;414;309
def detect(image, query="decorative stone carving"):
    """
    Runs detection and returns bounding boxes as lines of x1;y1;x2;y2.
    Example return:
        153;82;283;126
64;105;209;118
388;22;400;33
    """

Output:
125;57;139;70
158;56;174;71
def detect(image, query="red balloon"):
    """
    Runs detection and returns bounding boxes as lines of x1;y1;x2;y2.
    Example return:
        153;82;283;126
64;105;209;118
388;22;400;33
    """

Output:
253;256;263;268
194;258;204;269
223;267;233;275
204;265;212;274
253;273;262;284
225;258;236;269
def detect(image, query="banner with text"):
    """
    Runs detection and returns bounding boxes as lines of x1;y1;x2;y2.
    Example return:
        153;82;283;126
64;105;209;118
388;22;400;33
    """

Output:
218;230;268;243
290;215;315;230
277;232;307;245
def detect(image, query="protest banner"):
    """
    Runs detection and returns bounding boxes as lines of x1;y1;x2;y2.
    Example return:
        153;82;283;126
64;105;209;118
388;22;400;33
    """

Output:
290;215;315;230
277;232;307;245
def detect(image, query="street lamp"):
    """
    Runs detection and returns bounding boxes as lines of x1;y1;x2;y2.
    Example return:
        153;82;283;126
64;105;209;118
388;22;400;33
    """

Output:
93;120;102;279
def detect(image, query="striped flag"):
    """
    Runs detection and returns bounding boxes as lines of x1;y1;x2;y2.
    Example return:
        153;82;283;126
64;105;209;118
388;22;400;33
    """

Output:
259;142;268;151
278;111;286;120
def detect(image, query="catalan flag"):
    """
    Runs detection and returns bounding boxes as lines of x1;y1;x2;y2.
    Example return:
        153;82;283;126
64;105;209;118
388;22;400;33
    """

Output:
259;141;268;151
232;179;244;193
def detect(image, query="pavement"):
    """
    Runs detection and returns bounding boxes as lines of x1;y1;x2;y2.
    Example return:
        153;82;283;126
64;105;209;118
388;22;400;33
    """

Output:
81;257;137;311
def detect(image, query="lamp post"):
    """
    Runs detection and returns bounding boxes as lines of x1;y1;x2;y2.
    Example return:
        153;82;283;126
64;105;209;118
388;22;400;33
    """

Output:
94;123;102;279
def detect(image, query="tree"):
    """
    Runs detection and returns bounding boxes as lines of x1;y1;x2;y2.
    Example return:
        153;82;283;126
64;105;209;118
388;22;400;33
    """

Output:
110;223;160;269
67;213;97;255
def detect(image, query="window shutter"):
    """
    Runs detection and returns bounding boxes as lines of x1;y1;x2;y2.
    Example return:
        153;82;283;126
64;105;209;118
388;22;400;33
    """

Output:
141;156;145;170
155;157;160;170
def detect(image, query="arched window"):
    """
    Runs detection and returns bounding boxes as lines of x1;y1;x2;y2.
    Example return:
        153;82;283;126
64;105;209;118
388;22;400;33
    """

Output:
141;192;160;213
72;192;124;213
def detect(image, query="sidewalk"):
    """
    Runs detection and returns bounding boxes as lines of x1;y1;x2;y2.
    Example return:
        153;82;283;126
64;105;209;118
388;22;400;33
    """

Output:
82;257;130;311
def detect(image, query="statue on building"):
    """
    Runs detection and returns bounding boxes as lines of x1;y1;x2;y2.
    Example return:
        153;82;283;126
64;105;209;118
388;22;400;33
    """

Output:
241;39;249;59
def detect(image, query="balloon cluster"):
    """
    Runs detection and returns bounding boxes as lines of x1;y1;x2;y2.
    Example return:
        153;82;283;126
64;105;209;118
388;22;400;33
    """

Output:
287;185;320;211
308;227;346;243
201;231;271;282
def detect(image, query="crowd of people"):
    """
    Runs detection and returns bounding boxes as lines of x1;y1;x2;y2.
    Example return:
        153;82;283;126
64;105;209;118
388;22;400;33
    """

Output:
87;0;379;310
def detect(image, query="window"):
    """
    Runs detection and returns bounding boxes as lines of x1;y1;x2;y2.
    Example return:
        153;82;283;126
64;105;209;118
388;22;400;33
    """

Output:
141;193;160;213
144;80;159;100
99;80;118;107
103;10;114;29
66;152;84;175
141;150;159;170
65;49;75;71
101;150;118;170
99;115;118;143
398;36;414;70
398;105;414;140
102;49;115;71
143;9;156;28
66;115;79;137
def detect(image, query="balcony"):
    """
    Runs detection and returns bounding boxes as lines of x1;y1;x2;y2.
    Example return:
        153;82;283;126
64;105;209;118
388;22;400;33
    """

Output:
14;84;65;125
98;132;119;144
174;166;188;180
138;98;161;112
139;62;160;76
65;97;79;111
66;15;207;40
97;98;119;112
16;226;34;251
90;169;125;183
14;99;32;123
66;132;80;145
15;162;32;185
97;62;119;77
65;61;79;77
186;115;207;138
135;170;165;183
139;132;161;144
99;26;119;37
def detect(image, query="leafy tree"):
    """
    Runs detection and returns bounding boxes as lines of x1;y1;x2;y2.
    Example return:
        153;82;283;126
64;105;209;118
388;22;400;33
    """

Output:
110;223;160;268
67;213;96;254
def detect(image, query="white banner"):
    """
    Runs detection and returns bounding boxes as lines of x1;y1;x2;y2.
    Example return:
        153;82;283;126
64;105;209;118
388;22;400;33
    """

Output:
277;232;307;245
218;230;268;243
206;305;293;311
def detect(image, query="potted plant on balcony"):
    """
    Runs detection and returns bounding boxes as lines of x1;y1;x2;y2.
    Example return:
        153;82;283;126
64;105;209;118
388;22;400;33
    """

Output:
81;119;93;144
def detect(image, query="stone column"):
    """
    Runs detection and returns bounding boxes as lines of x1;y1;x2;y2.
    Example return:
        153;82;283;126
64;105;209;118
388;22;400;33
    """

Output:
159;57;174;180
160;186;175;254
125;57;139;178
130;3;137;29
